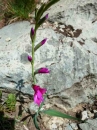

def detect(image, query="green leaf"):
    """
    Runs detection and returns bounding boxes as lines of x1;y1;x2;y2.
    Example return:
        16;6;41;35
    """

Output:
36;3;46;22
41;109;81;121
43;0;60;12
34;42;41;52
33;114;40;130
35;8;38;18
37;15;46;28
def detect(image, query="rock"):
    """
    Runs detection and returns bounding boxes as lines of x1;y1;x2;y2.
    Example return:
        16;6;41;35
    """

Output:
81;111;89;120
29;102;38;112
42;116;67;130
70;123;78;130
94;112;97;119
87;110;94;118
0;0;97;109
5;37;11;42
79;119;97;130
65;124;73;130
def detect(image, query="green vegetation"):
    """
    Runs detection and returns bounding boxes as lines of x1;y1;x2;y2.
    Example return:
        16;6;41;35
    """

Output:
7;0;36;19
6;93;16;111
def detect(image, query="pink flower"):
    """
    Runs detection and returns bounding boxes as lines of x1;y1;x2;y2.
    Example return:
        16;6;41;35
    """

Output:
33;85;47;106
28;55;32;62
38;67;50;73
41;38;47;45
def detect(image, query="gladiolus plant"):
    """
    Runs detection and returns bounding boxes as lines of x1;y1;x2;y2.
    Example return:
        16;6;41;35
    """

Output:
27;0;81;129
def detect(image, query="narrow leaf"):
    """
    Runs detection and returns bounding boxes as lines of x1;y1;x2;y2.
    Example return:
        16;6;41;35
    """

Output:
43;0;60;12
36;3;46;21
33;114;40;130
41;109;81;121
37;16;46;28
35;8;38;18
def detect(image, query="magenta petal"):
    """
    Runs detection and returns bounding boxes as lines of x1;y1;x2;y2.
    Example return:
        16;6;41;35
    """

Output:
34;91;43;106
45;14;49;19
33;85;40;92
34;94;41;106
41;38;47;45
31;27;34;35
28;55;32;62
38;68;50;73
33;85;47;106
37;90;43;98
39;88;47;94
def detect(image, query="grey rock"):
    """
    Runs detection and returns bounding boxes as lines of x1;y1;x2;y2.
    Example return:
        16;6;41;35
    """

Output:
70;123;78;130
0;1;97;108
29;102;38;112
65;124;73;130
20;52;29;64
79;119;97;130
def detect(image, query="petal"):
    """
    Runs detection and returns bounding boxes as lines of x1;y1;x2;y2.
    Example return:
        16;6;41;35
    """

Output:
45;14;49;19
34;91;43;106
33;85;40;92
37;90;43;98
39;87;47;94
34;94;41;106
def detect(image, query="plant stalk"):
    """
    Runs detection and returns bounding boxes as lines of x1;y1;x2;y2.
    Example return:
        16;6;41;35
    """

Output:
32;26;37;85
32;36;35;84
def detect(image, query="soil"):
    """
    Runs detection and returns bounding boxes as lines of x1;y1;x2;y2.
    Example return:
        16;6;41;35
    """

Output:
0;88;42;130
0;87;97;130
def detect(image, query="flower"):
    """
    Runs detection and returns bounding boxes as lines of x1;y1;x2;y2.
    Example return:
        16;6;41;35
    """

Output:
28;55;32;62
33;85;47;106
45;14;49;19
31;27;34;35
41;38;47;45
38;67;50;73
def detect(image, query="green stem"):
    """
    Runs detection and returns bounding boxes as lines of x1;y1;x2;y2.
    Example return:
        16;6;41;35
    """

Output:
32;26;38;85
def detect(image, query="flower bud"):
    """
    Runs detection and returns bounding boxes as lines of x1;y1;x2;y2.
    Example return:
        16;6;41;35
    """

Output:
28;55;32;62
34;38;47;51
31;27;34;35
38;67;50;73
41;38;47;45
45;13;49;19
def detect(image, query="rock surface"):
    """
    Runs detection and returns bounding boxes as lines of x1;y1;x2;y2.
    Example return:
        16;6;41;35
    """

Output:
79;119;97;130
0;0;97;108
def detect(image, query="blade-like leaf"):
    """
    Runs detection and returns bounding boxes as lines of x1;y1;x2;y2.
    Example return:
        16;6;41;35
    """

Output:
41;109;81;122
43;0;60;12
35;8;38;18
37;16;46;28
33;114;40;130
36;3;46;21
